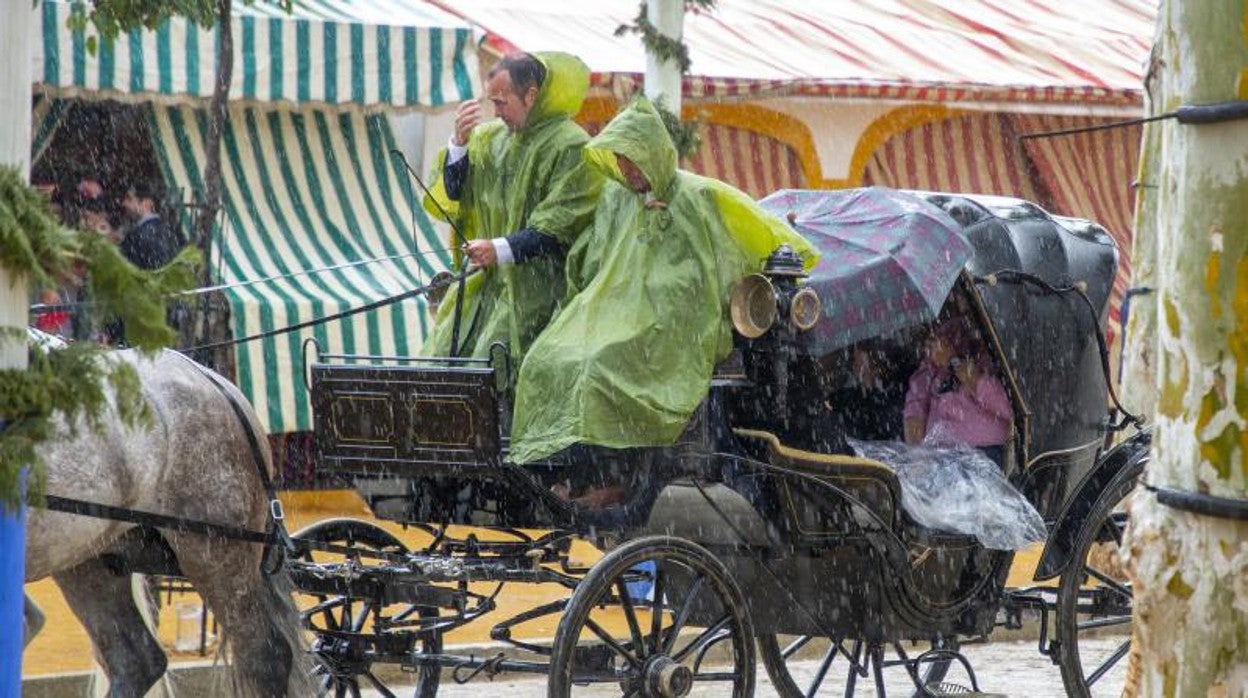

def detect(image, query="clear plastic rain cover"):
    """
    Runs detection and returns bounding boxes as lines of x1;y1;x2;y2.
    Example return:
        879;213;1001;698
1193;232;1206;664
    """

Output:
848;439;1046;550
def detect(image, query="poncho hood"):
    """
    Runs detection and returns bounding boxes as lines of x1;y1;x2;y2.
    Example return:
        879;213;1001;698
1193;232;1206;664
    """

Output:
524;52;591;132
584;97;677;198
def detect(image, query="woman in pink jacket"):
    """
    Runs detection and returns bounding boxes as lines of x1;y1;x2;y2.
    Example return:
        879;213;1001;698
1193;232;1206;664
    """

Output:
903;318;1012;466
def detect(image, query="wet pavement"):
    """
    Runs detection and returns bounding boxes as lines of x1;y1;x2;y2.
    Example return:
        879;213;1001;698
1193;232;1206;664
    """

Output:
365;636;1128;697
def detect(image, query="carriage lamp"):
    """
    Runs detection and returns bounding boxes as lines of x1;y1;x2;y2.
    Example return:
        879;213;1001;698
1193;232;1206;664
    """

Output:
789;287;822;331
766;244;820;333
730;273;778;338
731;245;822;338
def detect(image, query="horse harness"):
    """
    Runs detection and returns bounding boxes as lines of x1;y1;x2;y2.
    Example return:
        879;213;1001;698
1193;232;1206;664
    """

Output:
33;352;406;570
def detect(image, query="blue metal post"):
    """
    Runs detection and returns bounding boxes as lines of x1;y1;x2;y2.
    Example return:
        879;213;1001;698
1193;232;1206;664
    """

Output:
0;472;24;698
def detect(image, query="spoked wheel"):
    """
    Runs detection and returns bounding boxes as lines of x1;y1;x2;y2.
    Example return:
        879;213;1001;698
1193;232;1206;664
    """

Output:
759;634;956;697
1055;472;1140;698
291;518;442;698
548;535;755;697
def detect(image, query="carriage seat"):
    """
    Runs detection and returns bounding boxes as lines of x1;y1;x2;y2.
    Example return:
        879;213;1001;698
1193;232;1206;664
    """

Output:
733;429;904;534
732;429;981;551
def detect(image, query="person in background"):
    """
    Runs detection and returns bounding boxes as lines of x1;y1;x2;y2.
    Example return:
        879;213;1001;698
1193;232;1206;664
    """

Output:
78;185;119;244
421;52;602;372
903;317;1012;465
120;179;180;270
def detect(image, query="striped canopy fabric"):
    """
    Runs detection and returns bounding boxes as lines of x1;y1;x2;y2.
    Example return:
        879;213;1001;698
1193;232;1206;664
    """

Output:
581;118;806;199
435;0;1153;108
1014;114;1141;334
149;103;451;433
31;94;72;165
862;112;1040;200
684;122;806;199
36;0;479;110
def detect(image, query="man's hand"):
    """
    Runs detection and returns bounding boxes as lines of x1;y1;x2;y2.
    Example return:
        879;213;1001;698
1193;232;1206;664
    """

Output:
464;240;498;267
452;99;485;147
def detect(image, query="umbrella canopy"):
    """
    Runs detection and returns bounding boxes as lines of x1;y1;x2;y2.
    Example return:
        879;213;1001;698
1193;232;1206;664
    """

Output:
758;187;972;357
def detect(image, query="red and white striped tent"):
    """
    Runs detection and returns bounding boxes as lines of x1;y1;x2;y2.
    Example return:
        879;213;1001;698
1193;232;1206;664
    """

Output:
430;0;1154;338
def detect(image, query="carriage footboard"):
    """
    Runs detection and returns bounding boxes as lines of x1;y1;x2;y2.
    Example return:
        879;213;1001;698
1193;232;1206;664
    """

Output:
310;361;503;477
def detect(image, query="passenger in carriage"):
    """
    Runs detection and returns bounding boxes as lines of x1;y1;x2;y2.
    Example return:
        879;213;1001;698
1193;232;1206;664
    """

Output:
420;52;603;370
826;342;908;442
903;317;1012;466
507;97;817;499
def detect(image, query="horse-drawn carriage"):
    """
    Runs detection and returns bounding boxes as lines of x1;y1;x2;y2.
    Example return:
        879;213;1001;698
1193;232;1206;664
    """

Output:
291;186;1148;697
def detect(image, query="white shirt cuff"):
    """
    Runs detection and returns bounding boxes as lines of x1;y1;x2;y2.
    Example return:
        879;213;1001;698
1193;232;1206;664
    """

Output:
447;137;468;164
492;237;514;265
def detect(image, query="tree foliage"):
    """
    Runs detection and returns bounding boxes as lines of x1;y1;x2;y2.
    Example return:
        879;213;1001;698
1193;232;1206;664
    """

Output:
0;165;198;511
614;0;716;74
66;0;288;53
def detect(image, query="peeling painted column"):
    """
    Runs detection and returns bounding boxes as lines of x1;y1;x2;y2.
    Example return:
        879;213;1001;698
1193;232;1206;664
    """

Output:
1125;1;1248;695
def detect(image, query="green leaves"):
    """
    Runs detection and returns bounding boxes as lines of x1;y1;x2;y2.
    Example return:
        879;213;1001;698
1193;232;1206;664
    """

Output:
67;0;219;43
63;0;293;54
0;165;76;293
614;0;716;74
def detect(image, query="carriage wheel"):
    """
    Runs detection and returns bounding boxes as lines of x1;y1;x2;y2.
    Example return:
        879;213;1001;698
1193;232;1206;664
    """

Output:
291;518;442;698
1055;473;1140;697
758;634;955;697
548;535;755;697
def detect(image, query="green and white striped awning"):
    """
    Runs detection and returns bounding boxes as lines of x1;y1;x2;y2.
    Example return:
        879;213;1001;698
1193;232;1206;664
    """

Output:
36;0;479;110
149;103;453;433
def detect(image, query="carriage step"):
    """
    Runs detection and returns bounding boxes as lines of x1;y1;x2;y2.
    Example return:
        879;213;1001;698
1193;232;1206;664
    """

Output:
923;683;1007;698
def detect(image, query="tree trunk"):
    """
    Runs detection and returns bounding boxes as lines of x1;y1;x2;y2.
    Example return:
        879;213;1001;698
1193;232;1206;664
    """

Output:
195;0;234;371
1119;46;1162;423
1125;1;1248;695
196;0;232;259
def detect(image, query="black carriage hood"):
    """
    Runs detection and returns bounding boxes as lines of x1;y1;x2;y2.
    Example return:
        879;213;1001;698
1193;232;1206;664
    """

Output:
918;192;1120;458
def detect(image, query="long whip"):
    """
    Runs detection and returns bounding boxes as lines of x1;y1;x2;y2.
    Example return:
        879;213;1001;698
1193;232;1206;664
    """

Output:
390;148;474;357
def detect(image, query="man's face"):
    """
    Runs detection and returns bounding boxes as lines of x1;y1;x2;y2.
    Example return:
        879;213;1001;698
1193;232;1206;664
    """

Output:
122;189;149;220
616;154;650;193
486;71;537;133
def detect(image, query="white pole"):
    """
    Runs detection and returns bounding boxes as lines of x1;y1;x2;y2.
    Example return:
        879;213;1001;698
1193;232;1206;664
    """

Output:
0;3;34;696
0;0;34;370
643;0;685;114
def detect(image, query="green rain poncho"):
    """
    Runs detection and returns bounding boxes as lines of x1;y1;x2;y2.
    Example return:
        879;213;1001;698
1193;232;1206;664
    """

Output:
421;53;602;367
509;98;818;464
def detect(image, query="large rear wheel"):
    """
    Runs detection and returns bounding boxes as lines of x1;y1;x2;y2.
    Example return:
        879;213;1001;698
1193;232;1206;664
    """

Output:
1055;470;1141;698
548;535;755;697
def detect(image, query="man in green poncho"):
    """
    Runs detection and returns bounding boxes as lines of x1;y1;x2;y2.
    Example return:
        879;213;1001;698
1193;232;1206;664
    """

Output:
509;97;818;468
421;52;602;369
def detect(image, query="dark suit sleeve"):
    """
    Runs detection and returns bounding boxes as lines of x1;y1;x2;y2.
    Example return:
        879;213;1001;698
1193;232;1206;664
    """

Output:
443;154;469;201
121;220;181;270
505;228;564;264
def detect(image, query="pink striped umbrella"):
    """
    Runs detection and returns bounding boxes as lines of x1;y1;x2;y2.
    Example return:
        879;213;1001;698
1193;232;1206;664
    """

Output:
759;187;971;357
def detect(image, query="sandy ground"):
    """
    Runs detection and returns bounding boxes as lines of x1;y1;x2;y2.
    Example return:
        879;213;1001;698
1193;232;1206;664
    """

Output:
23;489;1048;681
22;489;606;677
391;636;1126;697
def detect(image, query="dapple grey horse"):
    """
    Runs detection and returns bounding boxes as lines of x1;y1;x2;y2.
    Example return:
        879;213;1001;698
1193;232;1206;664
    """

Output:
24;349;313;697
